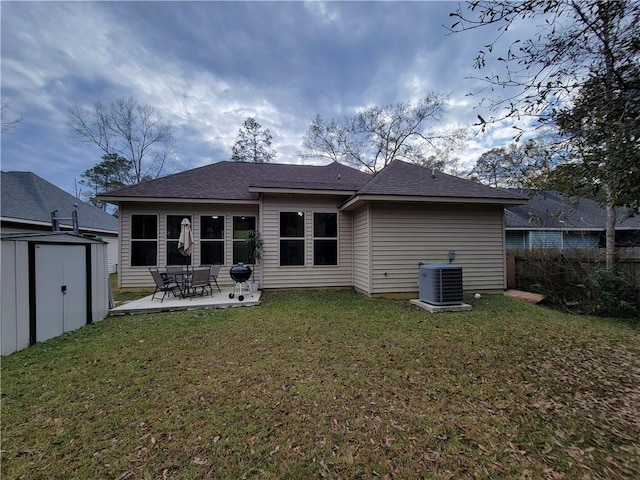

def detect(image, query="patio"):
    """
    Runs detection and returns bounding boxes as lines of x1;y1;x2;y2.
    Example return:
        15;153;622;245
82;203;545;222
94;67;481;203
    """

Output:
110;288;261;315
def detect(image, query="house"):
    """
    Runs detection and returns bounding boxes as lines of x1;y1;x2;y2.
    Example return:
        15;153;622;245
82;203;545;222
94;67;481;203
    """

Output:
97;160;527;295
1;171;119;272
505;190;640;251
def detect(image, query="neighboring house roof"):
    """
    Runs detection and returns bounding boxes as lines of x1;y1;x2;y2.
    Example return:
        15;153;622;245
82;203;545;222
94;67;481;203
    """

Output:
98;160;527;207
505;190;640;230
1;171;118;234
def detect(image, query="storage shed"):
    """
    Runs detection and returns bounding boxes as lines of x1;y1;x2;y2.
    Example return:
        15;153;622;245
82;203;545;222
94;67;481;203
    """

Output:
1;233;110;355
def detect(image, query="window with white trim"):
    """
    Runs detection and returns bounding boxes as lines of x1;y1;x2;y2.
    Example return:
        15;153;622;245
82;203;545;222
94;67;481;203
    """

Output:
166;215;192;266
201;215;225;265
313;212;337;266
233;216;255;264
280;211;305;266
131;214;157;266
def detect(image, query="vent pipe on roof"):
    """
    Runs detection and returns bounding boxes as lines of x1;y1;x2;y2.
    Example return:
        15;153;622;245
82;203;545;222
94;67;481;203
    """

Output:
51;209;79;234
431;169;437;179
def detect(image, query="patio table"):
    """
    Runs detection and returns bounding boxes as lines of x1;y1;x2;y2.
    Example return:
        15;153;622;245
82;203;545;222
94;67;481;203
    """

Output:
162;269;192;298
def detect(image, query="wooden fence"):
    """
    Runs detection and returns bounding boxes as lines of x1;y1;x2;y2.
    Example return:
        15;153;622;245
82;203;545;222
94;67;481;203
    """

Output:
506;247;640;289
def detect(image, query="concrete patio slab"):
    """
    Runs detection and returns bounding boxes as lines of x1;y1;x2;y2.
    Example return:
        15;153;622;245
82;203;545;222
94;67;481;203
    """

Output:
110;290;261;315
410;299;473;313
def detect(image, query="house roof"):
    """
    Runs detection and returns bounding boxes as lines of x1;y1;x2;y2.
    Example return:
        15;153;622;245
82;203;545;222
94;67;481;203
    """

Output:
98;161;371;202
354;160;525;201
1;171;119;233
97;160;527;207
505;190;640;230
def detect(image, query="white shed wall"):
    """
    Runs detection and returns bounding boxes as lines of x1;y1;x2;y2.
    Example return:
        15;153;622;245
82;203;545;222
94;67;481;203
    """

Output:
1;241;30;355
1;236;109;355
91;243;110;322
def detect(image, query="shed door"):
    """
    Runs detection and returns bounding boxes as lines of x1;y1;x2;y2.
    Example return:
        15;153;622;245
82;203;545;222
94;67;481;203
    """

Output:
35;245;87;342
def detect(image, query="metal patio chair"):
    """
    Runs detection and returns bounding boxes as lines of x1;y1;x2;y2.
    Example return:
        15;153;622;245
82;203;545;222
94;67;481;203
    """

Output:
150;268;181;302
185;266;212;299
208;263;222;293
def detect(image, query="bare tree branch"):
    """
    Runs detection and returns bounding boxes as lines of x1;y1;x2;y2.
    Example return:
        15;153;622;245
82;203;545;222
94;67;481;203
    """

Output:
69;97;174;185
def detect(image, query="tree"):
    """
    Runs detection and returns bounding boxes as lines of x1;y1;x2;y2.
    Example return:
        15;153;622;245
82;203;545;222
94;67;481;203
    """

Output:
79;153;133;210
230;117;276;163
1;100;21;133
69;97;174;185
449;1;640;127
301;94;466;174
469;136;559;188
451;1;640;269
552;69;640;269
469;146;517;188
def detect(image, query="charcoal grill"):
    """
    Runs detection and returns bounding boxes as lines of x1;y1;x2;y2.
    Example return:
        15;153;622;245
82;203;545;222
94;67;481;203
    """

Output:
229;263;252;301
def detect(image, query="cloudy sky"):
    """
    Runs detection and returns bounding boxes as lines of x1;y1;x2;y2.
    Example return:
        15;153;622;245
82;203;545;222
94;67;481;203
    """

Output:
1;1;530;196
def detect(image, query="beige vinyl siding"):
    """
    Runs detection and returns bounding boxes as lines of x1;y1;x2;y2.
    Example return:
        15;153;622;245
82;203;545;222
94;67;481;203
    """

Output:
369;203;506;294
352;205;371;294
261;195;353;289
119;203;259;288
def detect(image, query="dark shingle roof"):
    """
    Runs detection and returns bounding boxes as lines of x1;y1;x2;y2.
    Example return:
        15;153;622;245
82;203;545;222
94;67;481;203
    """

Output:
100;160;526;204
1;171;118;233
101;161;371;200
357;160;525;200
505;190;640;229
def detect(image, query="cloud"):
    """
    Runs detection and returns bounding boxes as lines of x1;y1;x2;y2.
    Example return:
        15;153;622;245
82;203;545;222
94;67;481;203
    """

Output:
1;1;538;194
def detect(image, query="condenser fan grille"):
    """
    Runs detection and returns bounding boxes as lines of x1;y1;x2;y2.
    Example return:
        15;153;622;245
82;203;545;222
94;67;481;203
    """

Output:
419;263;463;305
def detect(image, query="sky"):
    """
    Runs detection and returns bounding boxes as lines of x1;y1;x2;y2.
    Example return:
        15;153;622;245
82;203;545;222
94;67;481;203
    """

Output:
1;1;532;197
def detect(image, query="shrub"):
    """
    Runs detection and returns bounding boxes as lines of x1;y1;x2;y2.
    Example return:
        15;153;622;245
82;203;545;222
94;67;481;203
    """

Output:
589;268;638;319
514;249;639;319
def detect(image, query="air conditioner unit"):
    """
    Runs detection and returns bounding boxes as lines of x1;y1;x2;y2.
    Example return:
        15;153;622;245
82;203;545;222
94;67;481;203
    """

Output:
419;263;463;305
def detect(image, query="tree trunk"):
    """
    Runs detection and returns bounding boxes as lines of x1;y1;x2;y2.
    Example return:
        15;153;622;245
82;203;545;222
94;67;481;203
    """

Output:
605;184;617;271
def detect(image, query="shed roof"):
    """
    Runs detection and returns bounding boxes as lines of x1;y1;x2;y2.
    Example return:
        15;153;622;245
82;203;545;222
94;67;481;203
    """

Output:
1;171;118;233
1;232;106;244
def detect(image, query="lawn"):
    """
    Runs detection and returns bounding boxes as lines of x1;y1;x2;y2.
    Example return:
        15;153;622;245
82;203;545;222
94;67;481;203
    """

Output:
2;290;639;479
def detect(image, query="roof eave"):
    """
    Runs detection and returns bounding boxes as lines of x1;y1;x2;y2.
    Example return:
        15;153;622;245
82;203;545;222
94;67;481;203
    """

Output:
340;194;529;211
248;186;358;196
96;195;259;205
506;226;637;231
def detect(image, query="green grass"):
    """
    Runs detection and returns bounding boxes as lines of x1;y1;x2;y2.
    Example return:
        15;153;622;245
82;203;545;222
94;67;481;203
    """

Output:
2;290;639;479
110;273;155;304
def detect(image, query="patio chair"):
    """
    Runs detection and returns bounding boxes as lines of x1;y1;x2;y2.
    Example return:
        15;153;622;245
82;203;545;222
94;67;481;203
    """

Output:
150;268;181;302
166;265;186;283
208;263;222;293
186;267;212;299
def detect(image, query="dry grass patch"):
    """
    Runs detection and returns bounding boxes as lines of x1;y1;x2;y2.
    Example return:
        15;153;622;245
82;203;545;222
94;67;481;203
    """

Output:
2;290;639;479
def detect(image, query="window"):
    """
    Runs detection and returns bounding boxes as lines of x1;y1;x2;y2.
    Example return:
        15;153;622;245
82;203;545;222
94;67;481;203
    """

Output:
531;231;562;249
314;213;337;266
280;211;305;266
131;215;157;266
233;216;255;264
166;215;192;266
201;215;225;265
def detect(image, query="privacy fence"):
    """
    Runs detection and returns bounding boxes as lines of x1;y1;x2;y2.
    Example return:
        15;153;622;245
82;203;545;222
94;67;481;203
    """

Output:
507;248;639;318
